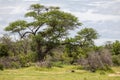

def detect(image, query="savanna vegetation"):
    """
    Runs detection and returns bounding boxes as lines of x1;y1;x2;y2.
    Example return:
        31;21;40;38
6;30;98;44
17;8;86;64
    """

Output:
0;4;120;80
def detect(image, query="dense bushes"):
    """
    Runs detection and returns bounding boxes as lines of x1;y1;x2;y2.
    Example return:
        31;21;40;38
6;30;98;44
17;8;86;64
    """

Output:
18;53;36;67
77;49;113;72
112;54;120;66
0;44;9;57
87;50;112;71
0;52;36;69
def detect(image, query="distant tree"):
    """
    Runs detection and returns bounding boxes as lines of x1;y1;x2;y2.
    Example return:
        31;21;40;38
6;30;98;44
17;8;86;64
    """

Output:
75;28;99;47
104;40;120;66
5;4;81;61
112;40;120;55
105;41;112;49
64;28;99;63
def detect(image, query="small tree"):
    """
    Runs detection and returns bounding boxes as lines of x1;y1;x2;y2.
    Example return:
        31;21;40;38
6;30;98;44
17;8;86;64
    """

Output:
64;28;99;64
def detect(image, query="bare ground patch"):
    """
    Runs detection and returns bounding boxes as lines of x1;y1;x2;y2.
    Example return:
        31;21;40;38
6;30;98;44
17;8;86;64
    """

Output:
109;72;120;77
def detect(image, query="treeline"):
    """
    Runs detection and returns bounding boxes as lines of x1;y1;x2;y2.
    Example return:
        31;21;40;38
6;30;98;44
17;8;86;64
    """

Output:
0;4;120;71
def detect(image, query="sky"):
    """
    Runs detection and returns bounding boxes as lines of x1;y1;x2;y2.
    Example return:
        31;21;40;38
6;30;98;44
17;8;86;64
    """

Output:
0;0;120;45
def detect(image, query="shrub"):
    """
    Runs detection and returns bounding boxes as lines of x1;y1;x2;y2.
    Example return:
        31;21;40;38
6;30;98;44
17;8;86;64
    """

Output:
19;54;28;67
99;71;106;75
36;61;52;68
0;44;9;57
18;53;36;67
0;56;21;69
0;64;4;70
78;49;113;72
51;61;63;68
11;62;20;69
112;54;120;66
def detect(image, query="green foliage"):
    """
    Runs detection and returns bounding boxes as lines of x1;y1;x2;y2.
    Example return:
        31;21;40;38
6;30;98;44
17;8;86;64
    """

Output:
18;53;36;67
64;28;99;64
51;61;63;68
76;28;99;47
11;62;21;69
30;4;45;10
45;10;81;30
105;40;120;66
0;44;9;57
0;64;4;71
112;54;120;66
112;40;120;55
3;3;117;71
5;4;81;61
99;71;106;75
5;20;27;33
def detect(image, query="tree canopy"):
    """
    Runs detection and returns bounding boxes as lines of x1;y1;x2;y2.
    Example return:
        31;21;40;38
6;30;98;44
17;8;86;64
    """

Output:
5;4;81;61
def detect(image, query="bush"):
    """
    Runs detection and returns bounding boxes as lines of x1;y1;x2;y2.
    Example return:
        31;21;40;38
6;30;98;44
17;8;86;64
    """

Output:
51;61;63;68
0;52;36;69
19;54;28;67
112;54;120;66
36;61;52;68
18;53;36;67
0;44;9;57
11;62;20;69
87;49;112;71
0;56;21;69
78;49;113;72
0;64;4;70
99;71;106;75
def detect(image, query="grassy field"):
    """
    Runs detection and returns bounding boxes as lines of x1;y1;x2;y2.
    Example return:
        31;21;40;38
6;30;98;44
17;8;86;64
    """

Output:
0;65;120;80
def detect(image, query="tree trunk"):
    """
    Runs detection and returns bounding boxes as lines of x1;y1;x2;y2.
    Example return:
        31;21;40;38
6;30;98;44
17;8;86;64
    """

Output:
36;43;45;61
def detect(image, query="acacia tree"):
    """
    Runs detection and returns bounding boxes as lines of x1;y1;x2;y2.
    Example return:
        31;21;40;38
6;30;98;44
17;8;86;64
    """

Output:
5;4;81;61
75;28;98;47
64;28;99;63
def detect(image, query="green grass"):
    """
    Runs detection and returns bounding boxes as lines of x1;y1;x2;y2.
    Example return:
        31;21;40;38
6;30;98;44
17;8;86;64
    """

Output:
0;65;120;80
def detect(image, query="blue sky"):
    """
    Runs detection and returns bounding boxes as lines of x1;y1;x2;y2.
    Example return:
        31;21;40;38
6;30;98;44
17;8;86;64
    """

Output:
0;0;120;45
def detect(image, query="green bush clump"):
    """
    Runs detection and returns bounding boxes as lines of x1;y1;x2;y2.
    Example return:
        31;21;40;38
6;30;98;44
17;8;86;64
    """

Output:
0;44;9;57
51;61;63;68
0;64;4;70
11;62;20;69
99;71;106;75
112;54;120;66
18;53;36;67
19;54;27;67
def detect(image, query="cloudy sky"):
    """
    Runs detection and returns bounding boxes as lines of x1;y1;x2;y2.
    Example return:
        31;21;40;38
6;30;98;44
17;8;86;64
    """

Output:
0;0;120;45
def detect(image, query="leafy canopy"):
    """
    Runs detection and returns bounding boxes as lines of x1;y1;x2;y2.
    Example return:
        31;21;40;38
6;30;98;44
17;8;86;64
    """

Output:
5;4;81;39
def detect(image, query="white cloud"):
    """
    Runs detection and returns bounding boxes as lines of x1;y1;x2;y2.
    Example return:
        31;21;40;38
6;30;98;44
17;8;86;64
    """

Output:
95;38;120;46
72;10;120;22
0;18;2;21
100;29;120;35
41;3;64;7
10;6;27;14
114;0;120;2
24;0;40;1
88;1;115;7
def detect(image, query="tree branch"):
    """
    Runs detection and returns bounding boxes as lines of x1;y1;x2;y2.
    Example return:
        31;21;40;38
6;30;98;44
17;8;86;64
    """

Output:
21;31;34;38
